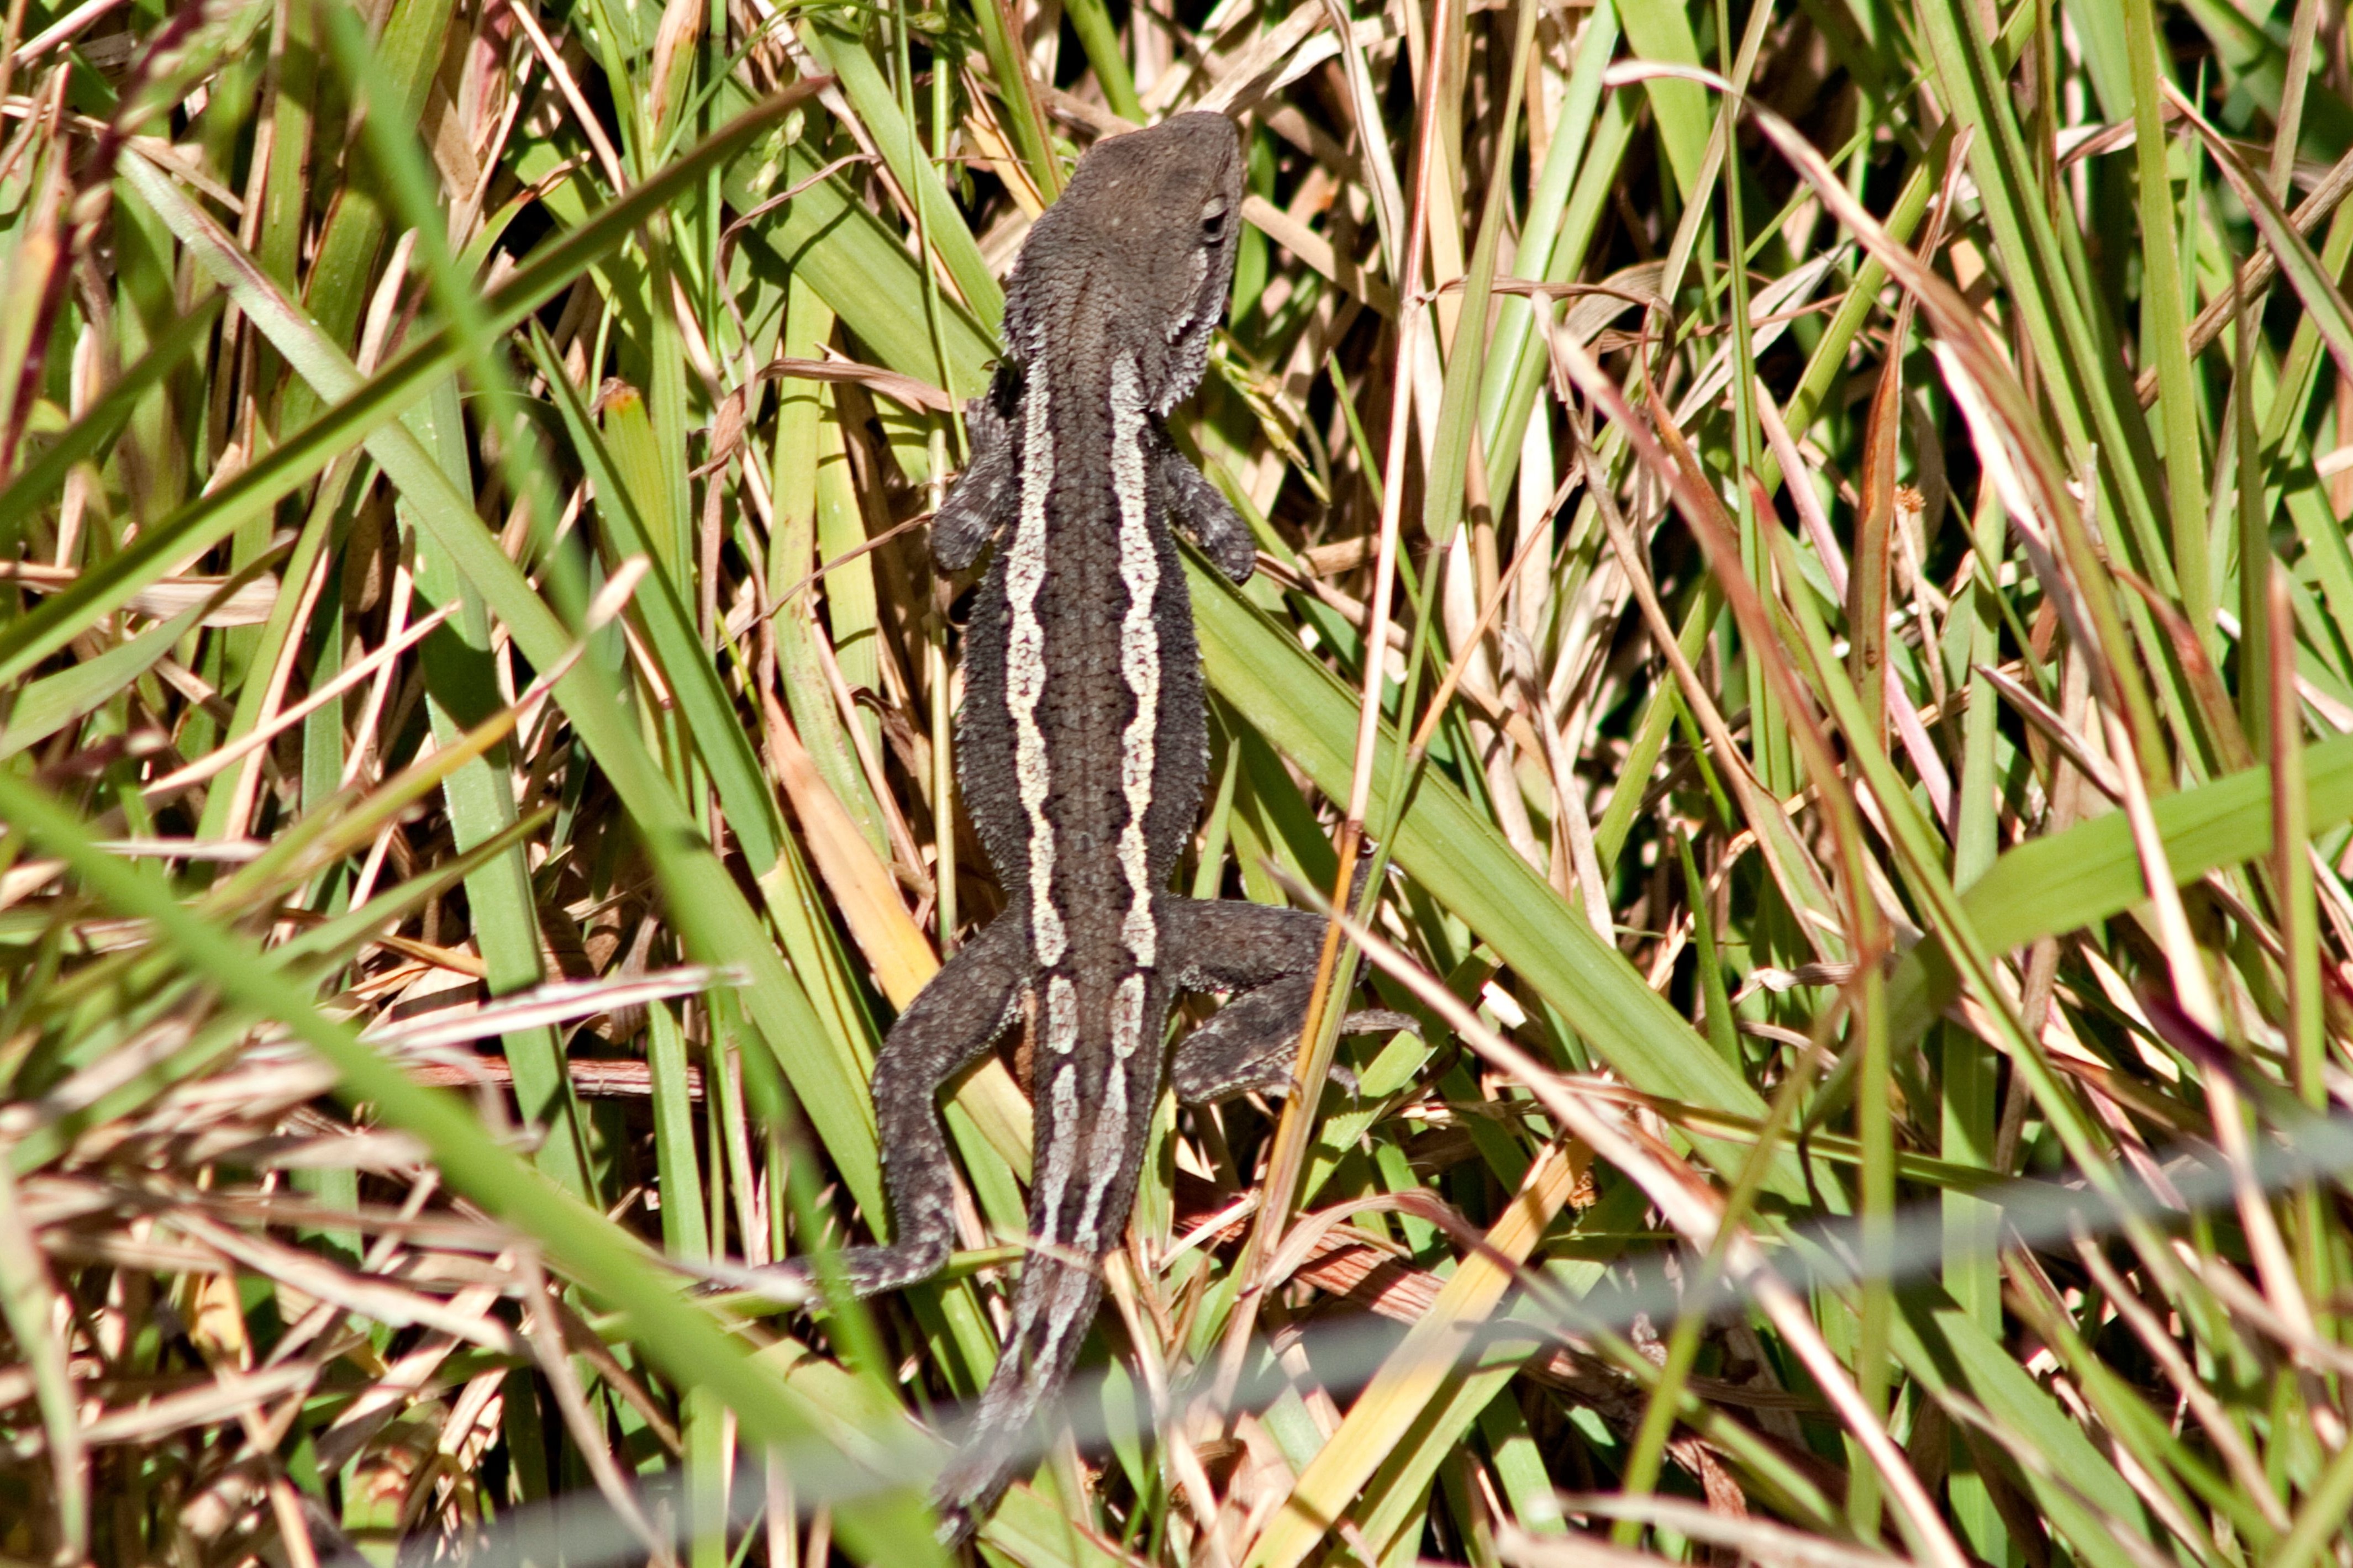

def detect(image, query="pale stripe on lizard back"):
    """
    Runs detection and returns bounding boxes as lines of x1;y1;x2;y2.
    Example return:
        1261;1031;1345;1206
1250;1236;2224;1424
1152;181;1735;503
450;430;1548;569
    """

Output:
1006;341;1065;969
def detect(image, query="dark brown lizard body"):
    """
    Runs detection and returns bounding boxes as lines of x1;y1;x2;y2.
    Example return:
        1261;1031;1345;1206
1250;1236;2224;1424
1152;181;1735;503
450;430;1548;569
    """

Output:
754;113;1405;1543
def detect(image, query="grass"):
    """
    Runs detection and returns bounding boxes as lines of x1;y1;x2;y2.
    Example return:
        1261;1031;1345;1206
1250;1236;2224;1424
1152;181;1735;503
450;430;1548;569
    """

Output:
0;0;2351;1563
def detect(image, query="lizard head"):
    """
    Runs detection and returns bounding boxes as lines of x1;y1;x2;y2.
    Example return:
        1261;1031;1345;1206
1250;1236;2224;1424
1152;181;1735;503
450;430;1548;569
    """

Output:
1001;111;1245;416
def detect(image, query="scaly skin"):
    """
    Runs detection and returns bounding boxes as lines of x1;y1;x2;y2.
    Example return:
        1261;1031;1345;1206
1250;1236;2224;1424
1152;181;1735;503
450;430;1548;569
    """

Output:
745;114;1408;1544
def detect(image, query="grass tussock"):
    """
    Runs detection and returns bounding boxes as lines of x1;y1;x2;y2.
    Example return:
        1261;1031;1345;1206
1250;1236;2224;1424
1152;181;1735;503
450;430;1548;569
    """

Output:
1;0;2351;1563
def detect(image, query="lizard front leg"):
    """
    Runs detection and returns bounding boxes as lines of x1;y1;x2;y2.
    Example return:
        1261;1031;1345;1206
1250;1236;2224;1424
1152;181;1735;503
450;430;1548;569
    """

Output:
1151;423;1257;583
931;367;1021;572
761;915;1034;1298
1159;896;1415;1103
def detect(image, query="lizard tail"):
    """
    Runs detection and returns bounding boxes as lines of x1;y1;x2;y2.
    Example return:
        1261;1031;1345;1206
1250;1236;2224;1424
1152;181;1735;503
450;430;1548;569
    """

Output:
930;1250;1104;1543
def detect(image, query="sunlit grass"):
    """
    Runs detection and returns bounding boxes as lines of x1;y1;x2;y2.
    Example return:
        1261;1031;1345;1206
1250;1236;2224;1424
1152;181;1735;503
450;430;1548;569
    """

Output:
0;0;2350;1562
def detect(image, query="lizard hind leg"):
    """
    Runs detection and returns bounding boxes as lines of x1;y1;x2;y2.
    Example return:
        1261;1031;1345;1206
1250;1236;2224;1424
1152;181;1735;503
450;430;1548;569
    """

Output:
1160;897;1416;1105
754;916;1033;1303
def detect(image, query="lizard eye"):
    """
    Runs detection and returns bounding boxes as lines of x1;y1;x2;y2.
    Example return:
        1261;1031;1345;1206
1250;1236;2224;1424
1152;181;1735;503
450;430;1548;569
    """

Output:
1201;198;1229;240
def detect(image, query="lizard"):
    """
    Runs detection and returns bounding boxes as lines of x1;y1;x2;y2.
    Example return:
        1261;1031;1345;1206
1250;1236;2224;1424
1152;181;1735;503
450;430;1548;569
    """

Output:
747;111;1409;1544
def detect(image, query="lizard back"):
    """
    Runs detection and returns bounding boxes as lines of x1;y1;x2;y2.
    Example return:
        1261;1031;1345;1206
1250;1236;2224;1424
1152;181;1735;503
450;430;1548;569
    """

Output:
958;113;1245;945
808;112;1309;1542
939;112;1246;1517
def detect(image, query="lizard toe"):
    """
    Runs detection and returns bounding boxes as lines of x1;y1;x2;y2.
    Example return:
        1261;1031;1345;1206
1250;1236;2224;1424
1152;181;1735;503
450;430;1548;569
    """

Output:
1340;1006;1419;1039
